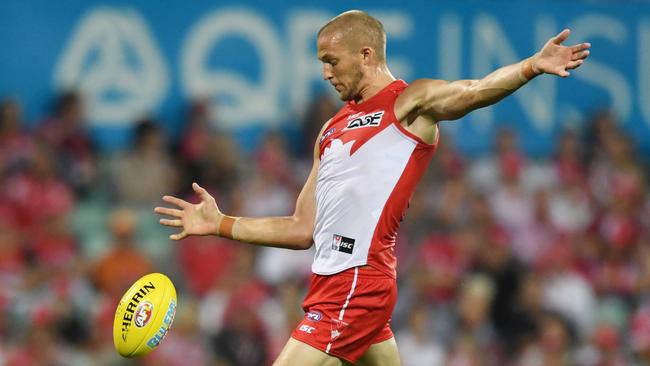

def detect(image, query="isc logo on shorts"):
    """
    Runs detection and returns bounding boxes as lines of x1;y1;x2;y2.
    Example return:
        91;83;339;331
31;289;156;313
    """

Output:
345;111;384;130
332;234;355;254
299;324;316;334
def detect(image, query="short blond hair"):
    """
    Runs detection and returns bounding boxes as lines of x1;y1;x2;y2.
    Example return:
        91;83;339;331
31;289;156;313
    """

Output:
318;10;387;62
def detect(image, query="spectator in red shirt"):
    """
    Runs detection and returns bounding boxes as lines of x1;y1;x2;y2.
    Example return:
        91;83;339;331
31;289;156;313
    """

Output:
413;233;465;304
177;235;238;297
2;142;74;233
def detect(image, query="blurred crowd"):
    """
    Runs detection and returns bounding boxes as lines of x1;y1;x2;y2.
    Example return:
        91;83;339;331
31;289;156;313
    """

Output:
0;91;648;366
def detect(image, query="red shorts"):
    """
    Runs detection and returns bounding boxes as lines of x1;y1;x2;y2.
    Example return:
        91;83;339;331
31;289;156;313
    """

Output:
290;266;397;364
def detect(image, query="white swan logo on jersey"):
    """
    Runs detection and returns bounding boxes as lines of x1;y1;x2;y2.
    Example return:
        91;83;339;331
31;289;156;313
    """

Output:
332;234;355;254
345;111;384;130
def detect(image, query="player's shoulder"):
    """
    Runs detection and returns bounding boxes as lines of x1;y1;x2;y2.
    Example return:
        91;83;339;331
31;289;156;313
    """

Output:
399;79;449;105
404;78;448;92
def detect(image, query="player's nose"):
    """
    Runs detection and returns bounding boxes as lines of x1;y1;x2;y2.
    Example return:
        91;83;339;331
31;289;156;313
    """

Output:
322;65;333;80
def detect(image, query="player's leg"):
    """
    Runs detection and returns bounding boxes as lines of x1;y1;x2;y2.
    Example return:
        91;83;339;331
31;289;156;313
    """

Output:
273;337;344;366
355;337;401;366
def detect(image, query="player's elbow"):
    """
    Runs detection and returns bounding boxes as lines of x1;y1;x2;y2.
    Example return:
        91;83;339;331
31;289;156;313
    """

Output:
291;217;314;250
296;235;314;250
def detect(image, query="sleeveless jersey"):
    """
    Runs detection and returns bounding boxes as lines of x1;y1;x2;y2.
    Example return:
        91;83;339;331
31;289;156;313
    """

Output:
312;80;438;278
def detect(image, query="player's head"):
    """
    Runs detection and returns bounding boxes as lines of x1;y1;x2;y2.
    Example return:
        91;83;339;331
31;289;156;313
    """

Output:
317;10;387;101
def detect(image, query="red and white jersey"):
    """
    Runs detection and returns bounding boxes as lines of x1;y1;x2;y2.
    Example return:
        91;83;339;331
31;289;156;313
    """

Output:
312;80;438;278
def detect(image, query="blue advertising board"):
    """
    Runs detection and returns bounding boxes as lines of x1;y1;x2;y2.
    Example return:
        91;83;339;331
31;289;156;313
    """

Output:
1;0;648;155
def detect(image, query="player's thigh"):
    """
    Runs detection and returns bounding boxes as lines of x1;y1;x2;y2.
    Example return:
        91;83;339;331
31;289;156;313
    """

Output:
355;337;401;366
273;337;344;366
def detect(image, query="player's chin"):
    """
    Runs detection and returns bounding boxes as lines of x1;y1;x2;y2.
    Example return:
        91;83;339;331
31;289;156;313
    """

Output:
332;87;344;100
332;85;349;101
338;90;353;101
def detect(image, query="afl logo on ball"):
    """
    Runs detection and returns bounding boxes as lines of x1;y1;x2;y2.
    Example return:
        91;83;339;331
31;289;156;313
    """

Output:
134;301;154;328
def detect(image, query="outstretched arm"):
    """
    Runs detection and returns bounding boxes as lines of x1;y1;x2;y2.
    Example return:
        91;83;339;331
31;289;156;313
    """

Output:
395;29;590;122
154;125;328;250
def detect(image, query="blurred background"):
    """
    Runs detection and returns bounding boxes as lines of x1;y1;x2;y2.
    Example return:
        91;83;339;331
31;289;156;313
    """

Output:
1;0;649;365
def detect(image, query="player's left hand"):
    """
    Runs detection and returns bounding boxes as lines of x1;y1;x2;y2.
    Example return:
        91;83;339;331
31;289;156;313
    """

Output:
154;182;222;240
533;29;590;78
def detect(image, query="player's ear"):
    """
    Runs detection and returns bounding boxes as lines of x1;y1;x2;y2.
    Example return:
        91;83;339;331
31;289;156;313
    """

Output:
360;46;373;65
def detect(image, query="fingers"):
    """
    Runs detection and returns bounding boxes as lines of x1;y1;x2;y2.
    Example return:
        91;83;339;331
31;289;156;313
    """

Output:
160;218;182;227
157;211;187;240
566;59;584;70
159;216;186;240
192;182;205;197
192;182;212;202
552;28;571;45
154;206;183;218
570;42;591;53
163;195;191;208
551;65;570;78
572;50;590;61
170;231;187;241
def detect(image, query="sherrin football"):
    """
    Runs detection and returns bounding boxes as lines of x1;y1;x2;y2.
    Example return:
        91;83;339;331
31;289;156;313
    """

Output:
113;273;177;357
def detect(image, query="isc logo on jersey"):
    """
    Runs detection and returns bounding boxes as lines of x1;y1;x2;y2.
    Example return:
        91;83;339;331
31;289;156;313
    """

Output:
345;111;384;130
332;234;355;254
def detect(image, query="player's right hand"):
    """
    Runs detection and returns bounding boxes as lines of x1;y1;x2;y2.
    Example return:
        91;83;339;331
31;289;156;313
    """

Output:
533;29;590;78
154;182;222;240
